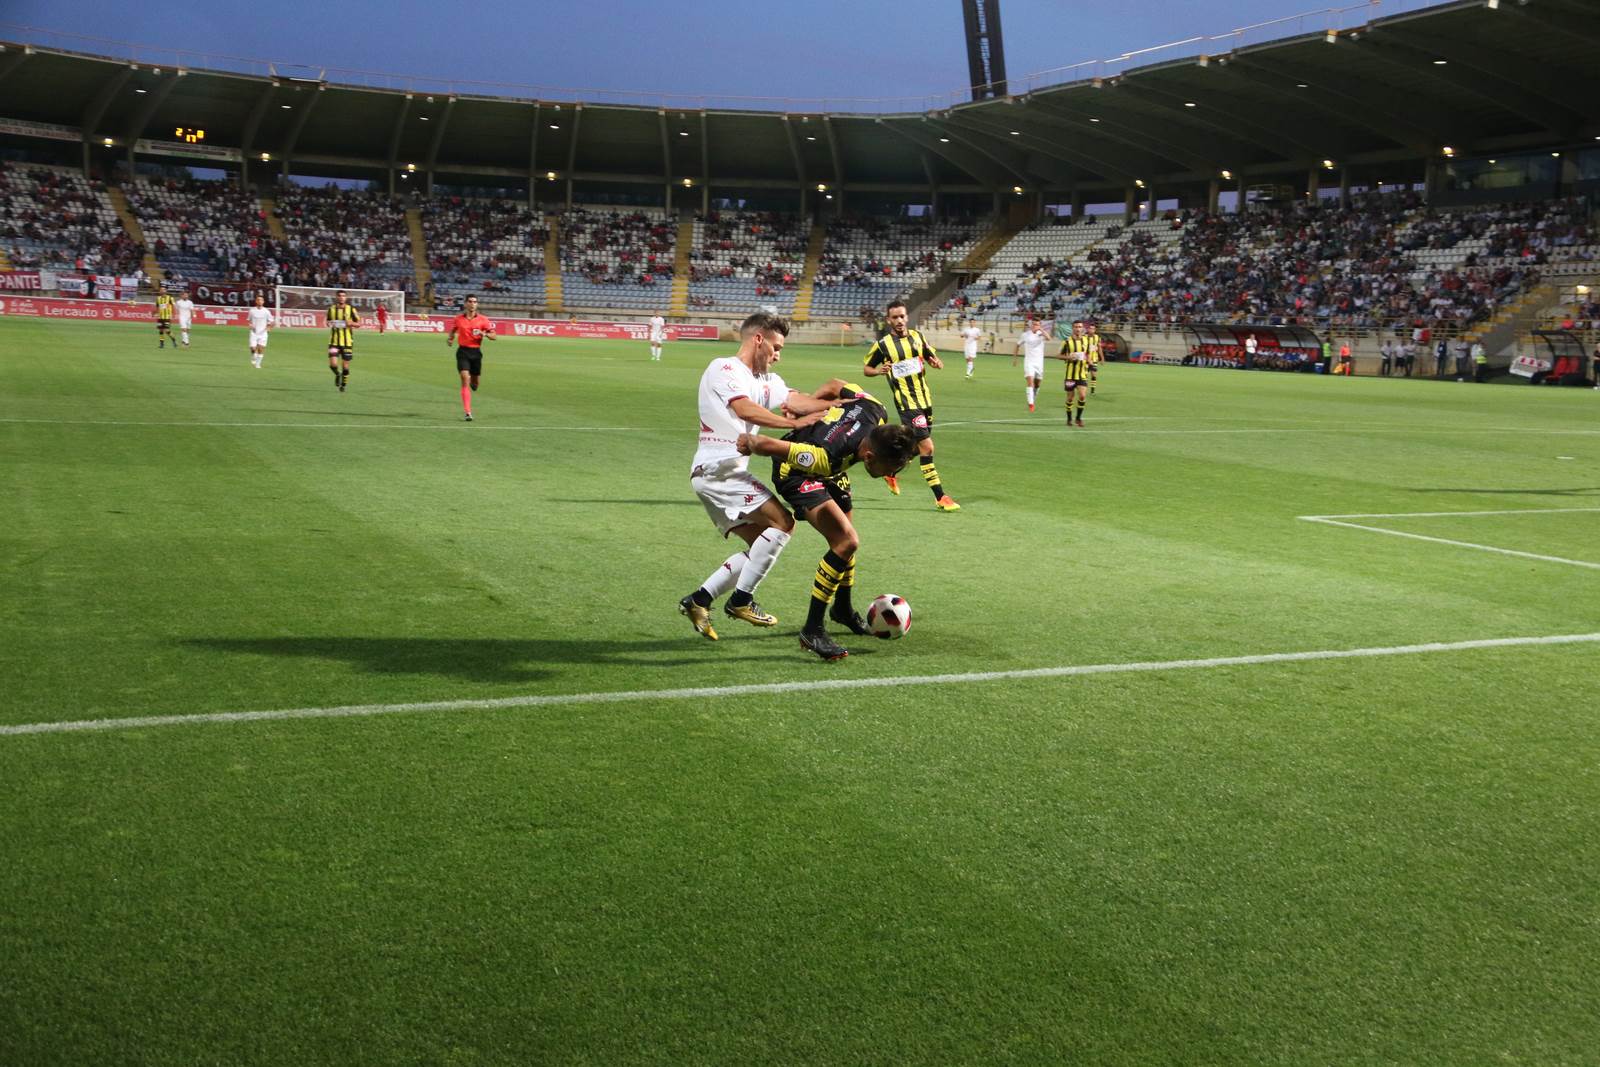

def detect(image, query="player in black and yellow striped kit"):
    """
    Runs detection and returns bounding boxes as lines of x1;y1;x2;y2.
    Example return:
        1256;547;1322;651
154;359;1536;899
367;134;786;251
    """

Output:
1057;319;1092;427
1086;320;1102;395
736;383;917;660
863;300;961;511
155;291;175;348
327;290;361;392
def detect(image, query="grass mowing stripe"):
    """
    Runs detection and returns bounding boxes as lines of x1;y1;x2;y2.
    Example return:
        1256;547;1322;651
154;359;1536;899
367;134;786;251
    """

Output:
0;417;636;431
5;631;1597;737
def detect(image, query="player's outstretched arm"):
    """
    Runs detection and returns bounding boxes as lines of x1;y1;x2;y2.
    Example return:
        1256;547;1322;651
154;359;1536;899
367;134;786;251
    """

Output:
728;397;820;430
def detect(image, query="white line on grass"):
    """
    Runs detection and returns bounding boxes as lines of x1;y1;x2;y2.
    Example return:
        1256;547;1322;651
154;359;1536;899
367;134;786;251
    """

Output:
1299;508;1600;569
4;632;1597;738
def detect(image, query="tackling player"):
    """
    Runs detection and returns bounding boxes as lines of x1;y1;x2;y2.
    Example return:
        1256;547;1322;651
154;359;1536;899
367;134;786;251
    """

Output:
445;295;495;421
737;384;917;660
327;290;360;392
962;318;981;379
155;290;175;348
247;294;273;368
175;293;195;347
679;312;837;640
862;300;960;511
1057;319;1093;427
648;312;666;361
1016;319;1048;412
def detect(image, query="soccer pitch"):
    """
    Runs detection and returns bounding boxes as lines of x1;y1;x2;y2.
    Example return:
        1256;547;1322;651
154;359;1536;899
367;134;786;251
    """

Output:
2;317;1598;1064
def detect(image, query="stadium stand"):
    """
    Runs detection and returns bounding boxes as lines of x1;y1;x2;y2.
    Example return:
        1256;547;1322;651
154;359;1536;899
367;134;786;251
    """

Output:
274;184;417;297
0;161;143;276
558;206;676;312
685;210;807;313
948;195;1594;334
810;215;982;319
419;194;548;309
123;175;277;285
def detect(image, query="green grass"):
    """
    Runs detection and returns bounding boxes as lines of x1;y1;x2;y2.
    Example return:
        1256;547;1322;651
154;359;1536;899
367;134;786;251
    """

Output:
2;317;1598;1065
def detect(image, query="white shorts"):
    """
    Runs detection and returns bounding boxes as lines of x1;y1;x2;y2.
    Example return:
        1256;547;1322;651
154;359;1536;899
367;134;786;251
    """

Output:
249;331;268;348
178;320;192;331
964;348;978;360
1024;355;1045;378
691;465;775;537
650;334;665;344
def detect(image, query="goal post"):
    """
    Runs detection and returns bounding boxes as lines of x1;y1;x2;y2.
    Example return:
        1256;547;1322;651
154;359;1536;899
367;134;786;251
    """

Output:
274;285;407;334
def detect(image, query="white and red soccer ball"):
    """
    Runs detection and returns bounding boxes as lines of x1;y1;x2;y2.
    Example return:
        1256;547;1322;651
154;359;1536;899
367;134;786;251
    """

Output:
866;594;911;640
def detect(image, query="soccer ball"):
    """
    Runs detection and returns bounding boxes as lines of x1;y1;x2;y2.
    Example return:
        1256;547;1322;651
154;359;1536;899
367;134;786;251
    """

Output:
865;594;911;640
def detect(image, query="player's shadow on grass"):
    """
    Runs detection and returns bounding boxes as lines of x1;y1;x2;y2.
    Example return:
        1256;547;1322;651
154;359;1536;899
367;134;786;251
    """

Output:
182;635;800;683
1407;486;1600;496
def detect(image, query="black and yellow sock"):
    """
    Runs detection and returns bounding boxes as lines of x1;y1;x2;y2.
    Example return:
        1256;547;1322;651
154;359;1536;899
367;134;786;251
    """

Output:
342;367;351;387
835;556;856;614
806;549;849;630
919;456;944;500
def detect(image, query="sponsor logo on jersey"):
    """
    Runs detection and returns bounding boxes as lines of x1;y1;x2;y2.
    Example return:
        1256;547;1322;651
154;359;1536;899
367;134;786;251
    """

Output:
794;450;817;469
799;480;825;493
912;414;929;429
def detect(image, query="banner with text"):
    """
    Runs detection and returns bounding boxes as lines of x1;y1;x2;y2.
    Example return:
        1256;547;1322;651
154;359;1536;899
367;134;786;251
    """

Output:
0;270;45;291
191;280;269;307
0;297;721;340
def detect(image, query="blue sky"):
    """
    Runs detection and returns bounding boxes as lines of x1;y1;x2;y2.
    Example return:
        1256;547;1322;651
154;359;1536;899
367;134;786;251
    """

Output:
1;0;1398;105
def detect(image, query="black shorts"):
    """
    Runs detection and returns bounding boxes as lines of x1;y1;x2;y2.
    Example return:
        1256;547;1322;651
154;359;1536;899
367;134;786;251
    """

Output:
328;345;354;359
1064;378;1088;390
774;470;853;521
157;320;170;331
896;405;933;442
455;348;483;375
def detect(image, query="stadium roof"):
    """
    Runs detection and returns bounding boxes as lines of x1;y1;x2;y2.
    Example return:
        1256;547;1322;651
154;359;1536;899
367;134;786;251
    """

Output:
2;0;1597;199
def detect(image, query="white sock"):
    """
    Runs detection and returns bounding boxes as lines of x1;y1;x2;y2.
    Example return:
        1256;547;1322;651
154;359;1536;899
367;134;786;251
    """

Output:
966;359;974;375
1026;385;1036;405
700;550;746;601
181;330;190;344
735;528;790;596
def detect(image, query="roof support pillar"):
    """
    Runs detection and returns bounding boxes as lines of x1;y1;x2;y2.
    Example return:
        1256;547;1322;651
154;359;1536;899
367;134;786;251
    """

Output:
422;95;455;197
1339;166;1351;208
1124;186;1136;225
527;103;541;210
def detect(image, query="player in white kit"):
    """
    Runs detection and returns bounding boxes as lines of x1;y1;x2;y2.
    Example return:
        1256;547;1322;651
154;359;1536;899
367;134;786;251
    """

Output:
1016;319;1049;411
175;295;195;347
962;319;982;379
679;312;838;640
648;313;666;361
247;293;273;368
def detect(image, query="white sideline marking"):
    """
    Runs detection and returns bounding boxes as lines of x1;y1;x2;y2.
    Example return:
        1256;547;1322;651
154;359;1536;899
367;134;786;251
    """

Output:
1300;507;1600;570
4;632;1597;738
0;418;633;432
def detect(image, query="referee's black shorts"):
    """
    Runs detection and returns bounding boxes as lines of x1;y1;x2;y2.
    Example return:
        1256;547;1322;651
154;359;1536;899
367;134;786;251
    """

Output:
455;347;483;376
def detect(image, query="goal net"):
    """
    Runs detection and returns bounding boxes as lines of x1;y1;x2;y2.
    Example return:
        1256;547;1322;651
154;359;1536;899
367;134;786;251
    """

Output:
274;285;407;334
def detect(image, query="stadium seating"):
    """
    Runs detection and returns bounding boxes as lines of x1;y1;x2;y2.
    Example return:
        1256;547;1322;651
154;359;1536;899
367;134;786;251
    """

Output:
0;161;142;276
123;175;276;285
419;195;548;309
685;210;806;313
274;184;416;296
558;206;676;311
810;215;982;318
948;194;1592;332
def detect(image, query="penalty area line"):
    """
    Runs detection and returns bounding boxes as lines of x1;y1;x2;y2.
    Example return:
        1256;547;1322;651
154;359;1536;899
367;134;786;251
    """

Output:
4;632;1599;738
